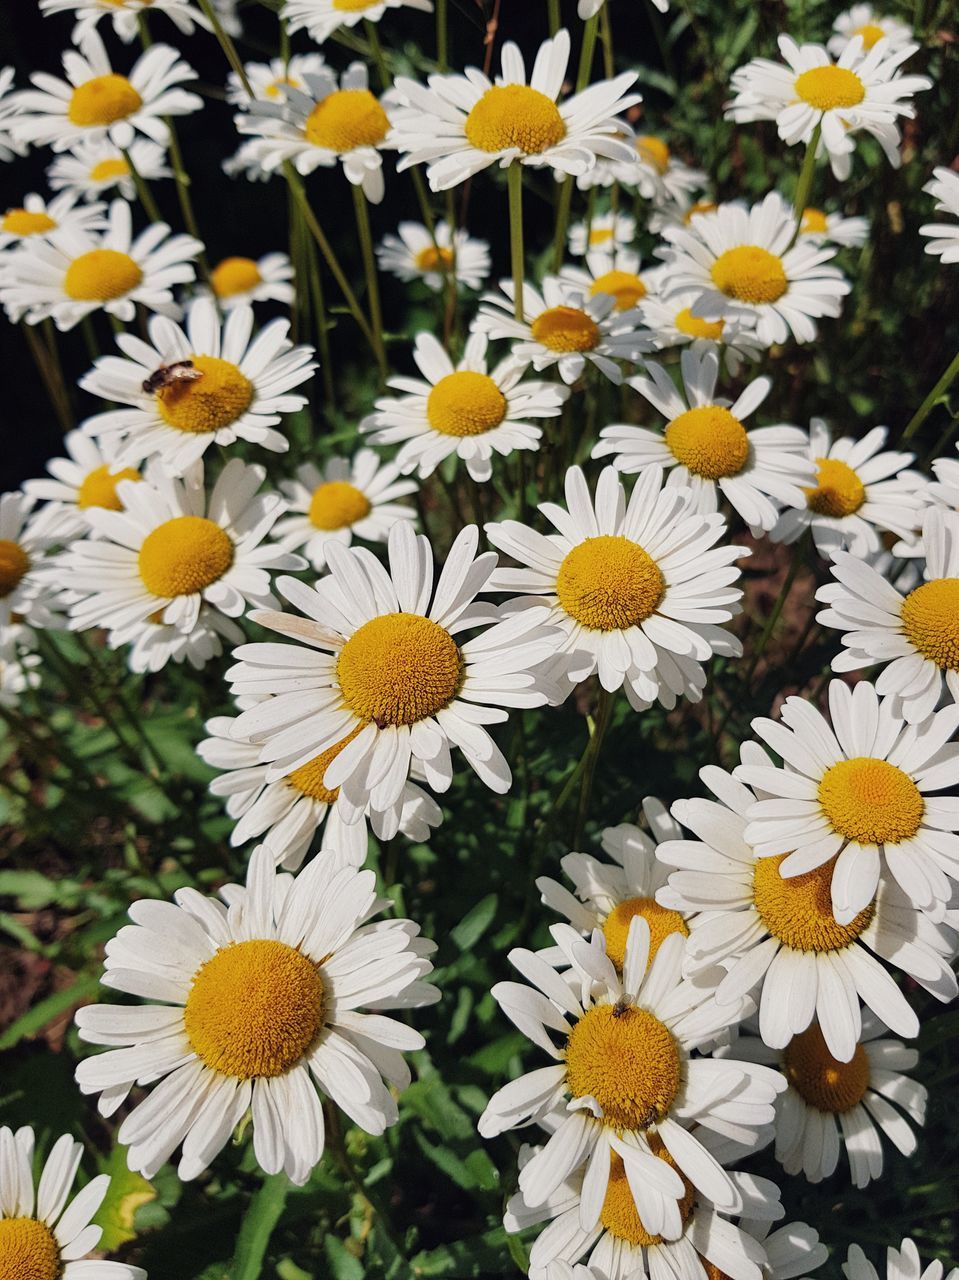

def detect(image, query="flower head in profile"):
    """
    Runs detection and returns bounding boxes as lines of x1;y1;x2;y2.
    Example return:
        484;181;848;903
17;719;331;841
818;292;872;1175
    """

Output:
39;0;207;44
23;429;143;544
0;67;28;163
283;0;433;45
377;220;491;293
0;191;105;250
75;844;439;1183
568;211;636;259
560;248;663;319
0;631;42;709
827;6;913;58
0;493;67;629
206;252;295;310
638;287;764;374
920;167;959;265
46;137;172;203
225;54;328;105
844;1238;957;1280
798;206;869;247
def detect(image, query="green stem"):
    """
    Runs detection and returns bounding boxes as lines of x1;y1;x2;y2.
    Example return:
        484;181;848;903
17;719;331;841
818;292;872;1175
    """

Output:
573;688;615;849
323;1100;407;1262
789;121;822;246
364;18;392;91
410;167;437;236
744;541;806;687
230;1173;290;1280
902;348;959;441
22;323;72;432
436;0;448;69
121;147;162;223
351;184;388;379
576;14;600;91
507;163;525;322
547;0;560;34
194;0;253;95
599;1;615;79
305;227;336;413
165;120;207;272
552;177;574;272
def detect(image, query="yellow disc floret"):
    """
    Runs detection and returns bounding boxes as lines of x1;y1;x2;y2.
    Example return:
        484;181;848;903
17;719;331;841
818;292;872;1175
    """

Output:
600;1143;695;1245
674;308;725;340
137;516;234;597
752;853;875;951
333;0;377;8
900;578;959;671
304;89;389;152
684;200;718;223
90;156;130;183
590;270;646;312
308;480;372;530
415;244;455;273
0;1216;63;1280
565;1003;683;1131
426;371;507;437
68;74;142;127
556;535;665;632
77;464;140;511
637;135;670;174
854;22;886;48
603;897;689;972
801;207;829;235
184;939;324;1079
0;540;30;598
64;249;142;301
286;728;363;802
665;405;750;480
818;757;924;846
804;457;866;517
589;227;615;247
464;84;567;154
155;354;254;435
782;1023;870;1112
210;256;262;299
336;613;463;726
794;65;865;112
530;305;600;353
2;209;56;236
710;246;788;304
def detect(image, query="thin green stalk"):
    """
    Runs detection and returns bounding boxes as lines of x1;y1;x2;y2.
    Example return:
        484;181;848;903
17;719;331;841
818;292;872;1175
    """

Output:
23;323;72;432
194;0;253;95
788;121;822;246
552;177;574;271
121;147;162;222
71;631;169;776
573;688;615;849
436;0;448;69
903;348;959;441
80;315;100;362
744;542;806;687
599;2;615;79
230;1173;290;1280
305;230;336;413
576;14;601;91
547;0;560;34
323;1100;407;1262
507;163;525;321
351;184;388;379
364;17;392;91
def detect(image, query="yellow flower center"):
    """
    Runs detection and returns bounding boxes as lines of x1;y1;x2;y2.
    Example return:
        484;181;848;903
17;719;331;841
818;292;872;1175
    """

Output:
854;22;886;48
89;156;130;183
565;1002;682;1131
155;354;254;435
304;88;389;152
308;480;372;530
184;938;324;1079
683;200;718;223
414;244;455;273
464;84;567;155
804;457;865;517
795;65;866;111
67;74;143;127
602;897;689;972
426;370;507;437
752;853;875;951
710;246;788;305
2;209;57;236
0;1217;63;1280
137;516;234;597
333;0;377;8
590;270;646;312
782;1023;870;1112
286;728;362;802
818;757;924;846
77;463;140;510
63;249;143;302
530;305;600;353
665;405;750;480
674;307;725;340
589;227;615;247
637;135;670;174
264;76;302;99
210;256;262;298
0;540;30;598
801;207;829;235
336;613;463;726
900;579;959;671
600;1145;694;1246
556;534;665;632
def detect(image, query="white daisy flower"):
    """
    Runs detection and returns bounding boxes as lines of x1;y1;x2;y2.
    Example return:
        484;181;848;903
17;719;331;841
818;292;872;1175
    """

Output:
827;6;914;58
11;30;202;153
283;0;433;44
61;459;305;658
726;35;931;180
568;211;636;258
0;1124;144;1280
222;139;272;183
844;1239;958;1280
920;167;959;265
39;0;207;45
473;277;649;386
738;677;959;925
0;493;68;629
578;0;669;19
799;206;869;247
118;604;245;674
0;632;42;709
271;449;417;570
657;747;957;1062
235;62;391;203
204;252;295;310
0;67;28;163
628;136;707;206
769;419;925;559
227;520;564;814
0;191;105;250
75;843;439;1183
376;220;491;293
479;919;783;1240
197;711;442;870
78;297;316;474
47;137;172;203
593;348;814;532
747;1219;829;1280
225;55;329;106
929;453;959;512
361;332;569;483
487;465;746;711
0;199;201;330
731;1015;926;1188
648;196;719;237
638;288;765;375
560;249;661;319
23;429;143;543
660;193;850;346
389;29;640;192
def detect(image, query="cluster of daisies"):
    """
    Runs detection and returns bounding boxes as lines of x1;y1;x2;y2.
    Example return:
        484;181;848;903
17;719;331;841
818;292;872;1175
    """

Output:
1;1;959;1279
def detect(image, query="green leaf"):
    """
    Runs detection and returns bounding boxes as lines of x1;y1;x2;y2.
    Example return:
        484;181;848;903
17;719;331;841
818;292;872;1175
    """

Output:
0;869;59;908
92;1145;157;1250
449;894;498;952
0;972;100;1052
229;1172;290;1280
324;1235;365;1280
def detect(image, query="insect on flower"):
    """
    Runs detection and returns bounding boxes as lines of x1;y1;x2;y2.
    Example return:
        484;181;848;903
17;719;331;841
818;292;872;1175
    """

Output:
141;359;203;395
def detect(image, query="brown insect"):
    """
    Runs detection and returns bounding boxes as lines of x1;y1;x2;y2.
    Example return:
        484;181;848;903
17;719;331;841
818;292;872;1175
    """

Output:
610;998;631;1019
142;359;203;395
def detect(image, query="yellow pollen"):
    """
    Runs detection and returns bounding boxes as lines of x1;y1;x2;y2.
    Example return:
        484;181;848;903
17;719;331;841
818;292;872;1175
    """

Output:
210;256;262;298
818;757;924;846
530;305;600;353
854;22;886;48
308;480;372;530
782;1023;870;1112
684;200;718;223
795;65;866;111
801;207;829;235
589;227;615;247
637;135;670;174
900;579;959;671
557;535;665;632
426;370;507;437
414;244;455;273
89;156;130;183
804;457;865;517
602;897;688;972
600;1145;694;1246
286;728;362;802
0;1217;63;1280
590;270;646;312
565;1003;682;1131
67;74;142;127
674;307;725;340
155;354;254;435
665;405;750;480
63;249;142;302
0;541;30;598
137;516;234;597
753;853;875;951
304;88;389;152
464;84;567;155
710;246;788;304
333;0;377;8
336;613;463;727
2;209;56;236
77;463;140;510
184;939;324;1079
265;76;301;98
